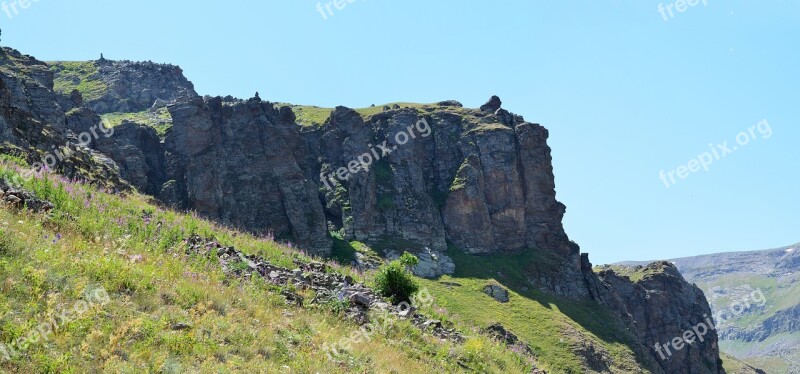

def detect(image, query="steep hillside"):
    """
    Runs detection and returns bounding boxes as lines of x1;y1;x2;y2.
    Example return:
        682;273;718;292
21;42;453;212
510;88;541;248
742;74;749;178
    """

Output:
618;244;800;373
0;161;532;373
0;45;732;373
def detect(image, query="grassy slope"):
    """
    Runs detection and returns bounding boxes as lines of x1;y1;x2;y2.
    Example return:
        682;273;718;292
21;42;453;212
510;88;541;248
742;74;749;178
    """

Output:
47;61;108;101
0;159;528;373
100;108;173;137
416;248;648;374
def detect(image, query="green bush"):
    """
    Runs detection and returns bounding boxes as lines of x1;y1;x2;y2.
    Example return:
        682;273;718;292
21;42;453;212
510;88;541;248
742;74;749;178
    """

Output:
374;252;419;303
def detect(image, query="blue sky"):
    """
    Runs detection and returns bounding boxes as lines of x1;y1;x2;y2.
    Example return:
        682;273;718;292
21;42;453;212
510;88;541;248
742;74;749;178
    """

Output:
2;1;797;264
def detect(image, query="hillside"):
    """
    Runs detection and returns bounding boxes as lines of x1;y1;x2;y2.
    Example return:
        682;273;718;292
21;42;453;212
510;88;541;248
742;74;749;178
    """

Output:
0;44;734;373
617;244;800;373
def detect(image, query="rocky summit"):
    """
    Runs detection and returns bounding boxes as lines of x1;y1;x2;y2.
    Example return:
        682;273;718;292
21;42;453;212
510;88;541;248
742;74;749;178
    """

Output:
0;43;745;373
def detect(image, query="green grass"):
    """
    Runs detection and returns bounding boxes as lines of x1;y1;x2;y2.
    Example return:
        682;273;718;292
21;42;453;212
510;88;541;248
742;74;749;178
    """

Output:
467;123;512;134
354;103;431;118
277;105;332;127
417;247;648;373
720;352;765;374
280;103;434;128
597;265;665;283
0;159;530;373
100;108;173;137
48;61;108;101
720;332;798;373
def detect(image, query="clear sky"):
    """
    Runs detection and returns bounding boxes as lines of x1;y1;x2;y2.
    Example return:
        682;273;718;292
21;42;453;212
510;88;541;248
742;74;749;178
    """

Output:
2;1;797;264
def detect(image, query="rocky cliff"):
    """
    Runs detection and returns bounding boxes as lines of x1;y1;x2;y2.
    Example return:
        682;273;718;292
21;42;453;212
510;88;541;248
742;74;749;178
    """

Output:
621;244;800;373
0;47;126;189
591;262;725;373
49;58;198;114
1;47;729;373
102;95;576;262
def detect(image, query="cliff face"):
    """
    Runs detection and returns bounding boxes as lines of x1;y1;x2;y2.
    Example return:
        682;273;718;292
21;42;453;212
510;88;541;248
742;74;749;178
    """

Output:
162;97;332;253
0;48;127;189
590;262;725;373
308;101;573;259
110;96;575;260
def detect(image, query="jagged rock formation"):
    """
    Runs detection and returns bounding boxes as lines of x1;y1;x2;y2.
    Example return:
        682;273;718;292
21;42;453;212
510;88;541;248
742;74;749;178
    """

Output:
0;47;127;190
95;93;575;260
49;59;198;114
163;97;332;253
590;262;724;373
94;121;167;196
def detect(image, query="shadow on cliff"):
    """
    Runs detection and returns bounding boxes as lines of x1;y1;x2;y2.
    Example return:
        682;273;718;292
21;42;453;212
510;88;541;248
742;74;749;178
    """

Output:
441;246;653;370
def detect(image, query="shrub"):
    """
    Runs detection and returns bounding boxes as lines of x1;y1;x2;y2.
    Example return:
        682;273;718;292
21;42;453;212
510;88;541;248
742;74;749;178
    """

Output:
374;252;419;303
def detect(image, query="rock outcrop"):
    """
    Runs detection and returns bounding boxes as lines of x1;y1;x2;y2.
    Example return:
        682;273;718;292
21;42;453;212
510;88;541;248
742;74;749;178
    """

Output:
163;97;332;254
49;59;198;114
0;47;128;190
589;261;724;374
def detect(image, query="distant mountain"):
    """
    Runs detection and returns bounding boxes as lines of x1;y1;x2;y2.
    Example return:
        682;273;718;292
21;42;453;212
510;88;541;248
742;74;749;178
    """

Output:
617;243;800;373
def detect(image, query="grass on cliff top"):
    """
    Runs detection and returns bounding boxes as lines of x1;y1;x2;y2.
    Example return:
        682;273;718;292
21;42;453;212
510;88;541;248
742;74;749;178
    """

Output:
0;159;529;373
48;61;108;101
280;103;436;128
594;264;667;283
101;108;173;137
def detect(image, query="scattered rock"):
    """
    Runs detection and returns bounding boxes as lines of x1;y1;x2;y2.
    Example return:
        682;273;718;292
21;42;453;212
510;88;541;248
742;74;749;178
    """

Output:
436;100;463;107
480;95;502;112
183;235;465;343
483;284;510;303
0;180;55;214
151;98;168;111
171;323;192;331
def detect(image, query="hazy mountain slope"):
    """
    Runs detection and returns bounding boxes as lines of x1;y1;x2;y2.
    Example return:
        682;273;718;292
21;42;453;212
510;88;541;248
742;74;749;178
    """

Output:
618;244;800;373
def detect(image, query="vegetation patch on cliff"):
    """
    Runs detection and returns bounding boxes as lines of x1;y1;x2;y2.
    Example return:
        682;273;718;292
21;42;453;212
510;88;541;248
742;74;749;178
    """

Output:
101;107;173;137
48;61;108;101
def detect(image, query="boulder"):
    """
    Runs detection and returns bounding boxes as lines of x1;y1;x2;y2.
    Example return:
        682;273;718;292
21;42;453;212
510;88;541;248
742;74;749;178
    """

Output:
483;284;510;303
480;95;502;112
